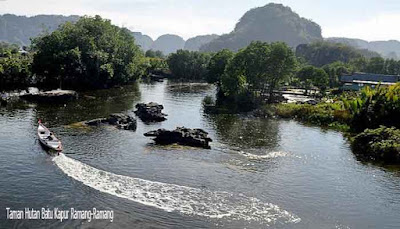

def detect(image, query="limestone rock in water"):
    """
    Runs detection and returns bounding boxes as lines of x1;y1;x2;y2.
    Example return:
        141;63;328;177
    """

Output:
84;113;137;131
135;102;167;122
144;127;212;149
20;89;78;102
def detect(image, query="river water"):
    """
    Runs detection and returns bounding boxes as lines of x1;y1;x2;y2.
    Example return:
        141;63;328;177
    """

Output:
1;80;399;228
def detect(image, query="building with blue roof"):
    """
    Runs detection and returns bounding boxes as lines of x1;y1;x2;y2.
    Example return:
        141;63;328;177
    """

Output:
340;72;400;90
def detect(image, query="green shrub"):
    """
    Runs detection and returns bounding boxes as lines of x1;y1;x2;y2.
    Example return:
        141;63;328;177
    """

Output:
352;126;400;163
202;95;215;106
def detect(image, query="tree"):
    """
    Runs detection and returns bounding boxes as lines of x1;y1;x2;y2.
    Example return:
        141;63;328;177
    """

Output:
167;50;211;80
384;59;400;75
31;15;145;89
296;66;328;94
366;57;385;74
145;49;164;58
221;41;297;102
322;61;354;88
0;43;32;90
207;49;234;84
266;42;298;101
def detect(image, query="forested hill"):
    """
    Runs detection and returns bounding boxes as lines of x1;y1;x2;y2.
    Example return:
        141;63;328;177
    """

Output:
296;41;381;67
0;14;79;45
200;3;323;52
326;37;400;60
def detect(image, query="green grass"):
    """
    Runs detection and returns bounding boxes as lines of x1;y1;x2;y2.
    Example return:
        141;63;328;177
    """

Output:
267;102;351;131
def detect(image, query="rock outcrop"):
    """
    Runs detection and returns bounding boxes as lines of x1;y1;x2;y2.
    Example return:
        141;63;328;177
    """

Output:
20;90;78;102
144;127;212;149
135;102;167;122
84;113;137;130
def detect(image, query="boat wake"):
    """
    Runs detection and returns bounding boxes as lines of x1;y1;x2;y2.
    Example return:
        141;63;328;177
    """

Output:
53;154;300;225
238;151;289;160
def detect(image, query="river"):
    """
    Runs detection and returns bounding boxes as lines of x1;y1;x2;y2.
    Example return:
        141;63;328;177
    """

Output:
1;80;400;228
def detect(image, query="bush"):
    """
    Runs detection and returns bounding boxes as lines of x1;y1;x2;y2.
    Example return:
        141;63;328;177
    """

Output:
344;84;400;131
202;95;215;106
352;126;400;163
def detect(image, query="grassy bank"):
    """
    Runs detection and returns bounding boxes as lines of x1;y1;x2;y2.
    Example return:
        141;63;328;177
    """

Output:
268;102;351;132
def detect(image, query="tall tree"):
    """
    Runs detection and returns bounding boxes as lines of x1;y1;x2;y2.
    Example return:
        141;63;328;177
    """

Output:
31;15;145;89
207;49;234;84
222;41;297;102
167;50;211;81
296;66;329;94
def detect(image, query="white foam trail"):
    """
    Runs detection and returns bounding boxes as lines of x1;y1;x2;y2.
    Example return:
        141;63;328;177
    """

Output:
53;154;300;225
238;151;289;160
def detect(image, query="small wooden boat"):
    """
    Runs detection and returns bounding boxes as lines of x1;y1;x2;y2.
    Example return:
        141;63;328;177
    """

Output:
37;120;63;152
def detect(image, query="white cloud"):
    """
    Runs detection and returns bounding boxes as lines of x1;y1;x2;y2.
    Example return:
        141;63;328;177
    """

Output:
323;13;400;41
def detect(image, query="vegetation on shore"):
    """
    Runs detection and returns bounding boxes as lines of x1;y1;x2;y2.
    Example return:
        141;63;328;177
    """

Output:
265;84;400;163
0;42;32;90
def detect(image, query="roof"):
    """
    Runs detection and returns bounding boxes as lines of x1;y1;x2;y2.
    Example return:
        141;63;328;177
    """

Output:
340;73;400;83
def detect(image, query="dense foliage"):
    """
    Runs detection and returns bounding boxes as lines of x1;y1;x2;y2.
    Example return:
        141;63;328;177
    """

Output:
145;49;164;58
200;3;322;52
145;57;168;75
296;66;329;93
206;49;234;84
343;83;400;131
352;126;400;163
167;50;211;80
31;15;146;89
322;61;354;87
271;102;351;131
0;42;32;90
296;41;380;67
221;41;297;102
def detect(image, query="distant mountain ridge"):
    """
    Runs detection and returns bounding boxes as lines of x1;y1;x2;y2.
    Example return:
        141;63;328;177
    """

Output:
131;32;153;51
0;14;79;45
326;37;400;59
184;34;219;51
1;9;400;57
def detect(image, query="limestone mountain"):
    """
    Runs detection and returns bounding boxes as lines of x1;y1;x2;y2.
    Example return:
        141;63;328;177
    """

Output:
326;37;400;60
200;3;322;52
150;34;185;55
132;32;154;51
0;14;79;45
184;34;219;51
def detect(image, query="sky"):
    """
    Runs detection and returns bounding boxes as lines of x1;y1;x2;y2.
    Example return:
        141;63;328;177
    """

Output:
0;0;400;41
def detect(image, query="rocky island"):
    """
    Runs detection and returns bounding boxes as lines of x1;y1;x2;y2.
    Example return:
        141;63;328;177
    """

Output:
144;127;212;149
84;113;137;131
135;102;167;122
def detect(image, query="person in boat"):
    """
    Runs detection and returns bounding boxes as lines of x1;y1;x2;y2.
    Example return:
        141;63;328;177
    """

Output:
46;134;54;141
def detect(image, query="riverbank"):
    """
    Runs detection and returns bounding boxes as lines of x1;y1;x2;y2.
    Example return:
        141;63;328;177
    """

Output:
258;86;400;164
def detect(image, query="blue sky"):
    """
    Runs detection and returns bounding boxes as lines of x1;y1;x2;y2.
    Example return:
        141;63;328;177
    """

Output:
1;0;400;41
